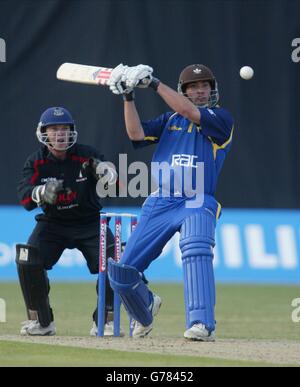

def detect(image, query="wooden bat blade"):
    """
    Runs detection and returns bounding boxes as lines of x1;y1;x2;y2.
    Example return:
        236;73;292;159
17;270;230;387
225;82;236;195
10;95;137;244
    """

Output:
57;63;113;86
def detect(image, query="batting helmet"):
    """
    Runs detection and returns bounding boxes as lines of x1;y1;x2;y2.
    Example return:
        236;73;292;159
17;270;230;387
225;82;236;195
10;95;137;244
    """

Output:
36;107;78;150
177;64;219;107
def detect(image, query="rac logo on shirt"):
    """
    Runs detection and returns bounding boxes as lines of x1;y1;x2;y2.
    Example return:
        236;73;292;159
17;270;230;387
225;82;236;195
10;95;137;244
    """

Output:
171;154;198;168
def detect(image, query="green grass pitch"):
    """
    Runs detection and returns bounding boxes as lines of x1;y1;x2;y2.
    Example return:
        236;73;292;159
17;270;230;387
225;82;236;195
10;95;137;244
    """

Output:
0;282;299;367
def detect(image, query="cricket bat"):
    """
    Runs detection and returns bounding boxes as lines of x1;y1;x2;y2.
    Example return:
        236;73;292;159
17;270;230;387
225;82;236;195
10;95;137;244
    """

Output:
57;62;151;88
57;63;113;86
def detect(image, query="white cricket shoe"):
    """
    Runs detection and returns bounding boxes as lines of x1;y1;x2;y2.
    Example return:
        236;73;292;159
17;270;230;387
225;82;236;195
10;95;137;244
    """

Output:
90;321;125;337
20;320;37;336
25;320;56;336
132;294;162;338
184;323;215;342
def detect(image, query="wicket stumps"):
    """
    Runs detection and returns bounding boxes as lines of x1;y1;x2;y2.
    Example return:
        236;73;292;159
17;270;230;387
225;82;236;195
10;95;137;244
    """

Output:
97;212;138;337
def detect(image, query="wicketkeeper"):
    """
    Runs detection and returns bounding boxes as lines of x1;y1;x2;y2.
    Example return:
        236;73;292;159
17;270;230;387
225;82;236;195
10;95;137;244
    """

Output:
16;107;118;336
107;63;234;341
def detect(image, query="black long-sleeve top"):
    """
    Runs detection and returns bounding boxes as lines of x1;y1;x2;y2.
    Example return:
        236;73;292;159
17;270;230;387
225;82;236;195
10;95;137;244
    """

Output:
18;144;106;224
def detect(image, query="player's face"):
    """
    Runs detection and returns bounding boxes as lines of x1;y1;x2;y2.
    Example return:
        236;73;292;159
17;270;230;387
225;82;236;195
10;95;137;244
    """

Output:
46;125;71;151
185;81;212;107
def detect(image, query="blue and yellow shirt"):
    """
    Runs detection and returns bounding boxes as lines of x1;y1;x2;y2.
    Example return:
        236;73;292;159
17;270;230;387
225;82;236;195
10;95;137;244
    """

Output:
133;107;234;213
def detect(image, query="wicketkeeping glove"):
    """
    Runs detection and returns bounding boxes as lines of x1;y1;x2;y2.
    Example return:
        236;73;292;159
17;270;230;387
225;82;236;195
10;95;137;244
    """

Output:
32;180;64;206
82;158;118;185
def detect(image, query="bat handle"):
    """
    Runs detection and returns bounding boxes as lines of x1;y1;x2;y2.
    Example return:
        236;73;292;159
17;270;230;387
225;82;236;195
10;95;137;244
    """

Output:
137;76;152;88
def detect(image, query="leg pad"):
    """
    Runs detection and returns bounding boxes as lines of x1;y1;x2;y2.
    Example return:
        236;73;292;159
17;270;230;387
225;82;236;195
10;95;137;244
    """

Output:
16;244;53;327
180;211;216;332
108;259;153;326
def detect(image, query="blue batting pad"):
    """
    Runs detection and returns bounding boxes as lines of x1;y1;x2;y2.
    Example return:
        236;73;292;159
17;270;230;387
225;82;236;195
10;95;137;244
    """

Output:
108;258;153;326
180;210;216;332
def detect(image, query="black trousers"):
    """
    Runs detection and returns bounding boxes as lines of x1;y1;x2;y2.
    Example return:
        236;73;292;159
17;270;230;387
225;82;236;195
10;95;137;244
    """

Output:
28;218;115;322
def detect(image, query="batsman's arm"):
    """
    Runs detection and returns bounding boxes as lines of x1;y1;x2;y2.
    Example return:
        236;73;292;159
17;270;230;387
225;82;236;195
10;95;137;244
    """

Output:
123;98;145;141
155;82;201;125
123;64;200;124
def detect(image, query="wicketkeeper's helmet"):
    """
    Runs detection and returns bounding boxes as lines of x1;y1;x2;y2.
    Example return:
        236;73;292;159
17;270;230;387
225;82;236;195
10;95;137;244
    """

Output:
36;107;78;150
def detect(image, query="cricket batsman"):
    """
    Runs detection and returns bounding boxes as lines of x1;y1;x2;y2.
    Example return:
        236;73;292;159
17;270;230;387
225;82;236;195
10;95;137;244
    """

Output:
107;63;234;341
16;107;118;336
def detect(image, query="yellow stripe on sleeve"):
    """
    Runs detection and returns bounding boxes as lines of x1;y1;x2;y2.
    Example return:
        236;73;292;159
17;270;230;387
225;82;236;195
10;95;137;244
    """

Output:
187;122;194;133
144;136;159;142
209;126;234;159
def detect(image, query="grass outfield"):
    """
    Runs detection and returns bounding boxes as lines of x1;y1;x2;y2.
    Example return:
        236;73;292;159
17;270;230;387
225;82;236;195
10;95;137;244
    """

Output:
0;282;300;366
0;340;282;367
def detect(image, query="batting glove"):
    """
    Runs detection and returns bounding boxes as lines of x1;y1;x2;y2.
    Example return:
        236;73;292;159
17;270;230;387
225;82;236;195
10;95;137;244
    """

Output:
108;63;133;95
125;64;154;89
